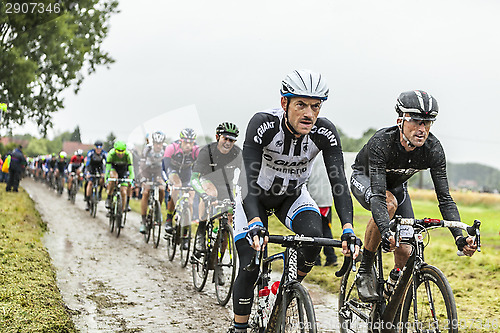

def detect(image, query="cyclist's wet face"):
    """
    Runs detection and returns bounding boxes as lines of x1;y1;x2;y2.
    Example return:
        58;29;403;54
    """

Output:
181;139;194;153
217;135;236;154
282;96;322;136
400;113;431;148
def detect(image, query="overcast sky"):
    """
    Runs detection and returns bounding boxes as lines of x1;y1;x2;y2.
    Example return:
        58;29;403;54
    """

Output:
15;0;500;169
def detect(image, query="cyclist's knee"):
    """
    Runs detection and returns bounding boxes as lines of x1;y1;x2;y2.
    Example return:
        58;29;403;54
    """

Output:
386;191;398;216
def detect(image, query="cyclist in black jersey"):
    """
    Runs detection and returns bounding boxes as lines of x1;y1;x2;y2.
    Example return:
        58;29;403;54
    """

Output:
351;90;478;302
191;122;242;246
229;69;361;333
84;141;107;211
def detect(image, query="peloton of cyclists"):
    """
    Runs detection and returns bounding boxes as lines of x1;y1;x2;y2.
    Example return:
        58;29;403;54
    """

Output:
138;131;168;234
162;128;200;248
84;141;107;211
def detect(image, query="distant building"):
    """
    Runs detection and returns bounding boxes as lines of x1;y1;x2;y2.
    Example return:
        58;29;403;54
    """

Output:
0;137;29;149
62;141;94;155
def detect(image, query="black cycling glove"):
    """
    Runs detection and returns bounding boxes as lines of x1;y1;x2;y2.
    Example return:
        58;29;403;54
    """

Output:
200;192;216;204
245;223;268;246
381;231;393;252
455;236;468;251
340;232;362;248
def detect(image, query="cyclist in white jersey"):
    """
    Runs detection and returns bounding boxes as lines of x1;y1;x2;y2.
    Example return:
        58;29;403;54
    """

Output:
229;69;361;333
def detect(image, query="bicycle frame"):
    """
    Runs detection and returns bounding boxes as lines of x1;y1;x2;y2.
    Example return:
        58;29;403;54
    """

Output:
249;234;354;332
340;217;481;333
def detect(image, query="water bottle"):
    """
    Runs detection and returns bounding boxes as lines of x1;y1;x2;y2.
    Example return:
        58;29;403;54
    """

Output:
383;268;401;299
258;286;271;321
212;226;218;239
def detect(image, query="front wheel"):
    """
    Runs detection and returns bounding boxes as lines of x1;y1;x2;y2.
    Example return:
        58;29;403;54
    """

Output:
215;223;237;306
401;265;457;333
115;196;123;238
338;252;373;333
192;226;209;292
278;282;317;333
166;224;178;262
152;200;162;248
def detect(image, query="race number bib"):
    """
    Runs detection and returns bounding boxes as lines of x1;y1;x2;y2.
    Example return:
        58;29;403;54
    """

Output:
400;225;414;238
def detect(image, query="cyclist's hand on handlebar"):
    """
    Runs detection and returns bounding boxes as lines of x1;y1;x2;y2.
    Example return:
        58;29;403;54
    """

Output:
456;236;477;257
340;229;361;259
381;231;396;252
200;192;216;204
246;223;268;252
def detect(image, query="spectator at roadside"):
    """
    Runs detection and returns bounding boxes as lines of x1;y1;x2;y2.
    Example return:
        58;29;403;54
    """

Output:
6;146;27;192
0;154;4;182
306;151;338;266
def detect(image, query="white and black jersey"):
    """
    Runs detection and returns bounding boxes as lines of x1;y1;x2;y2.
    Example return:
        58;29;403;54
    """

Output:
241;108;352;226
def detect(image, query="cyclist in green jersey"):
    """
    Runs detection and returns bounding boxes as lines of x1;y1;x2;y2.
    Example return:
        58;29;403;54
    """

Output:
105;141;135;217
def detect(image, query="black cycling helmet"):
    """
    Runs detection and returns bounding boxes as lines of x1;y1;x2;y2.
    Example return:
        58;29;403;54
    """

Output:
216;122;239;140
94;140;103;148
395;90;438;121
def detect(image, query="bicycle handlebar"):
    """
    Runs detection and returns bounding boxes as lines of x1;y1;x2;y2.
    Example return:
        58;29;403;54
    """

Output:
106;178;133;183
243;232;356;278
389;216;481;256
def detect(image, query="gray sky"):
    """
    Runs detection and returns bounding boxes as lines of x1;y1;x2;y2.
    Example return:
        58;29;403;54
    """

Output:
17;0;500;169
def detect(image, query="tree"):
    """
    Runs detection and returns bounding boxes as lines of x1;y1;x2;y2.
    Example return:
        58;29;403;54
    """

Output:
0;0;119;135
104;132;116;151
70;125;82;142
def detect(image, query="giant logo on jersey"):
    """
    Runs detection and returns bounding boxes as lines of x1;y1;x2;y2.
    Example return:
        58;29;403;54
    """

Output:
253;121;275;145
262;153;311;175
317;127;338;147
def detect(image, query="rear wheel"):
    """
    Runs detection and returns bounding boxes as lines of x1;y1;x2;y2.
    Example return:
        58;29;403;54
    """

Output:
215;222;237;306
278;282;317;333
192;226;209;291
152;201;162;248
401;265;457;333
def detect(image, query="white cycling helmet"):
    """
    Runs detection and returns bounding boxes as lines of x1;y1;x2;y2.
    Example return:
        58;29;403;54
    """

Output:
151;131;165;144
280;69;329;101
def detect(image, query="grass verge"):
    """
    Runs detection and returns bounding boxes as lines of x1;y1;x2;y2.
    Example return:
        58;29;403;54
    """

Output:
0;187;76;333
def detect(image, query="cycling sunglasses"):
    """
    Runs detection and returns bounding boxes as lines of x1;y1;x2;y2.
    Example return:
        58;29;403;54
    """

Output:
116;149;126;153
402;116;434;127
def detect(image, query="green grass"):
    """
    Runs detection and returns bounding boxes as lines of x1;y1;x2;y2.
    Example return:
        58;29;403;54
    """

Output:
0;188;77;333
267;189;500;333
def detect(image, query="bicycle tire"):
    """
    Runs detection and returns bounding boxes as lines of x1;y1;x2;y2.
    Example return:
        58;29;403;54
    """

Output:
108;193;116;233
70;179;77;204
167;224;178;261
115;195;123;238
192;226;209;291
338;252;373;333
179;207;192;268
152;200;162;248
401;265;458;333
144;210;152;243
90;187;98;218
215;222;237;306
277;282;317;333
